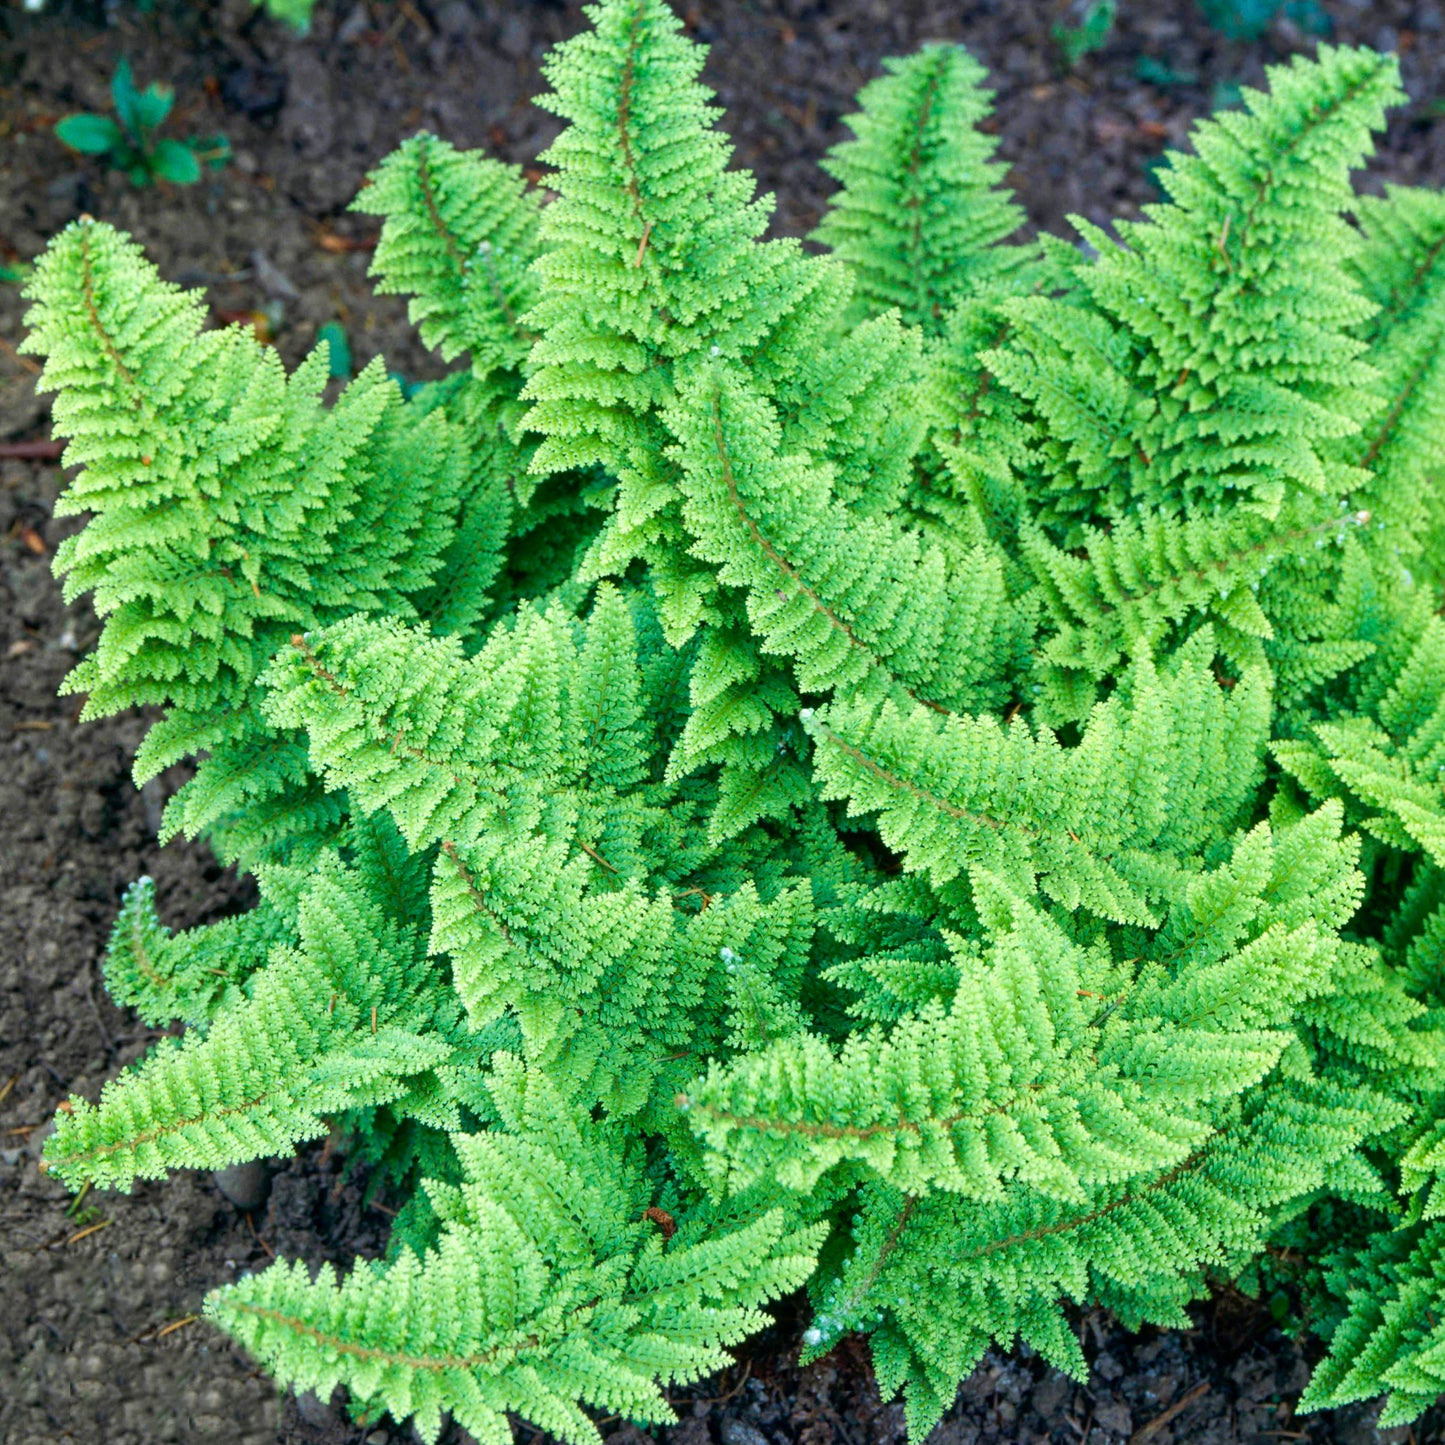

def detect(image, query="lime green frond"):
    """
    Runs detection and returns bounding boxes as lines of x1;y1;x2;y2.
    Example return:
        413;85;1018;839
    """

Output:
354;133;542;387
814;44;1033;333
44;855;445;1192
805;637;1269;924
209;1059;824;1445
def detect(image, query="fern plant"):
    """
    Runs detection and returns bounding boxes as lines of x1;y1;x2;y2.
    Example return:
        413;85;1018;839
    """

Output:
21;4;1445;1439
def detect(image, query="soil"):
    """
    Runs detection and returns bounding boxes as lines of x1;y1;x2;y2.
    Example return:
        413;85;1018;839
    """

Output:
2;0;1445;1442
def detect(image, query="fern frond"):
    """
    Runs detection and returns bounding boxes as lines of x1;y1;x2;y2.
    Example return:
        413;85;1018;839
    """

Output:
101;875;291;1028
210;1059;824;1445
262;599;817;1113
805;638;1269;924
355;133;542;386
686;810;1358;1200
1300;1221;1445;1427
669;361;1021;717
44;856;445;1191
814;44;1032;333
1345;184;1445;573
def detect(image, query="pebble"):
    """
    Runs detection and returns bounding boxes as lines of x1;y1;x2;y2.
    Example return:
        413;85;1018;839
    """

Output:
212;1160;270;1212
719;1416;770;1445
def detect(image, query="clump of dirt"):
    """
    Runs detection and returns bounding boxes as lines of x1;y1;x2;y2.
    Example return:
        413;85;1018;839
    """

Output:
2;1;1444;1442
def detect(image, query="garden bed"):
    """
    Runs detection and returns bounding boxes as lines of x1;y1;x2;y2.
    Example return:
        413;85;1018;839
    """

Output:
3;1;1445;1441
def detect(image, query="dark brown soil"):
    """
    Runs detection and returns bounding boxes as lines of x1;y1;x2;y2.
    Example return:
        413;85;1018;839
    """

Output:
2;1;1444;1442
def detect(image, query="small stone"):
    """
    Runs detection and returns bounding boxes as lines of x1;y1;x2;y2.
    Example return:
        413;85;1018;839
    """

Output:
337;1;370;43
221;63;287;121
250;250;299;303
497;12;530;59
212;1159;270;1212
27;1117;56;1161
1030;1369;1070;1418
1092;1397;1132;1437
434;0;477;38
719;1418;769;1445
671;1416;713;1445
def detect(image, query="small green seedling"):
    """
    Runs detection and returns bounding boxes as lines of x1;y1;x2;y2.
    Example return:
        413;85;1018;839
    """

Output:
55;61;230;187
1053;0;1115;67
316;321;353;380
1135;56;1198;88
1196;0;1331;40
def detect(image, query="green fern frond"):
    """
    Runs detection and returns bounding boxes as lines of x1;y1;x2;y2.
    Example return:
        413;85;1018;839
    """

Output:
355;133;542;386
210;1059;824;1445
814;44;1032;333
1344;184;1445;572
1300;1221;1445;1426
805;637;1269;923
100;875;291;1028
670;360;1021;716
44;855;445;1191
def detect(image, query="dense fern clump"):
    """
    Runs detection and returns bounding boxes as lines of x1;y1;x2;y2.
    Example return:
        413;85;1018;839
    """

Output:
22;3;1445;1438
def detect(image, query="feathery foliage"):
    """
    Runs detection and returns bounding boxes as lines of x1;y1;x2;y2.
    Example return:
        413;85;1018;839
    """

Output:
23;4;1445;1439
811;44;1031;334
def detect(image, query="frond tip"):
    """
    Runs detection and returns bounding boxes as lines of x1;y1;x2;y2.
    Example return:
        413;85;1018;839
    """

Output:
209;1061;823;1445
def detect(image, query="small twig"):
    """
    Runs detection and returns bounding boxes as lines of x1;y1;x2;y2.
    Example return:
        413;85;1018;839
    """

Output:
580;841;618;873
8;520;46;554
1129;1382;1210;1445
245;1210;275;1259
311;224;378;254
397;0;432;36
714;1361;752;1407
633;219;653;268
130;1313;200;1343
64;1218;112;1247
0;1073;16;1108
0;438;63;460
0;335;42;376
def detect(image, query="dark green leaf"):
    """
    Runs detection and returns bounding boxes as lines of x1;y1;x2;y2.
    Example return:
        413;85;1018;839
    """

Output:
110;60;143;137
150;138;201;186
54;113;123;156
316;322;353;380
132;82;175;135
